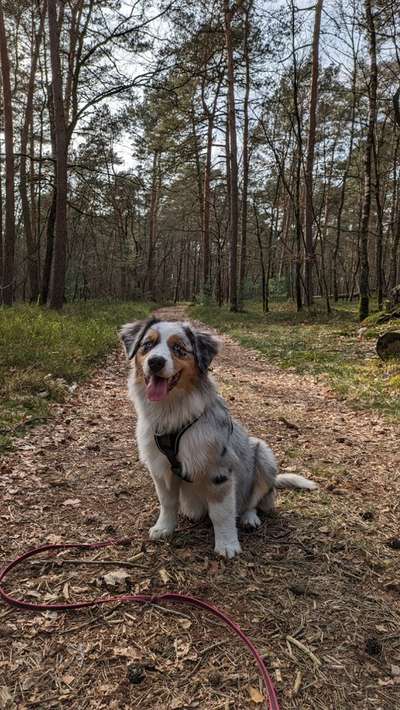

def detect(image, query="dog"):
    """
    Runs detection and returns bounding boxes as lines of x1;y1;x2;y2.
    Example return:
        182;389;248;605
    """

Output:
120;317;317;558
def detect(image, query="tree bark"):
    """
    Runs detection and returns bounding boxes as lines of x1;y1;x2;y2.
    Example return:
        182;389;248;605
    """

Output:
47;0;68;309
333;58;357;301
147;150;160;299
304;0;323;307
359;0;377;321
200;58;223;299
0;1;16;305
239;1;252;309
290;0;303;311
253;201;267;311
202;113;214;297
373;134;384;309
224;0;239;312
20;3;46;302
389;136;399;291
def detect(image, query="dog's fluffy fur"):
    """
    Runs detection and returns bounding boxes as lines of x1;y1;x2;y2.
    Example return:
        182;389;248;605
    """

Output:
120;318;317;558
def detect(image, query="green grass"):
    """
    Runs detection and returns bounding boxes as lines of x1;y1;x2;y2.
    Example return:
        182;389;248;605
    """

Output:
191;300;400;419
0;300;152;451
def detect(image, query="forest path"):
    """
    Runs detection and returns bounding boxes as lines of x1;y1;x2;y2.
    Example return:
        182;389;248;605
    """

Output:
0;306;399;709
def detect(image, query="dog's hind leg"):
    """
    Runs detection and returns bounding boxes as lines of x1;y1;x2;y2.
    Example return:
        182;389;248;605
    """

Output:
240;509;261;528
258;489;276;513
243;439;277;518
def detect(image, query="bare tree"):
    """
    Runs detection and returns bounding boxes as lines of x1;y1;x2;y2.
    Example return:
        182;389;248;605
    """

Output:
224;0;239;312
359;0;377;321
47;0;68;309
20;2;46;302
0;0;16;305
304;0;323;307
239;0;253;308
146;150;160;300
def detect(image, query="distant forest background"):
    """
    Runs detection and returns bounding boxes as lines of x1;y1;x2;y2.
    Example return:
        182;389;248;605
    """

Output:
1;0;400;319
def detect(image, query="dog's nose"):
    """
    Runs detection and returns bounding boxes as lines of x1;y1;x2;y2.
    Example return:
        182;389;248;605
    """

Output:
147;356;166;373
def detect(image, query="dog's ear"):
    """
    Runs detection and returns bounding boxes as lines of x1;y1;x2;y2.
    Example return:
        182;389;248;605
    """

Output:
120;317;159;360
184;325;221;373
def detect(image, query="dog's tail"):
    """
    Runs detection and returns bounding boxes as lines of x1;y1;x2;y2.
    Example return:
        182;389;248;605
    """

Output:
275;473;318;490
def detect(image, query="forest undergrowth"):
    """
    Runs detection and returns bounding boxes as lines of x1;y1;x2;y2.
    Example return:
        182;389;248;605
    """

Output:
0;301;152;452
192;300;400;420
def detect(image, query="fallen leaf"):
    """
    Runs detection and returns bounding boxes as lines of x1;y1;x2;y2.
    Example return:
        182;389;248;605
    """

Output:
208;560;220;575
102;569;131;591
170;700;184;709
174;638;190;659
62;498;81;507
113;647;140;660
159;568;170;584
177;618;192;630
62;674;75;685
174;638;197;661
248;686;264;704
0;686;12;708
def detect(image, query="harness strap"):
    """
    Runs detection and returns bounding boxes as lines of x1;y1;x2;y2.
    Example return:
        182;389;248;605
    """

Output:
154;416;201;482
154;413;233;483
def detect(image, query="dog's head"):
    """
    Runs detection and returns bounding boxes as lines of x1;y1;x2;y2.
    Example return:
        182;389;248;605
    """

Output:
120;318;220;402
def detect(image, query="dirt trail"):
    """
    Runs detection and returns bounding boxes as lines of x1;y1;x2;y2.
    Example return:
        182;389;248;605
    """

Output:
0;306;399;709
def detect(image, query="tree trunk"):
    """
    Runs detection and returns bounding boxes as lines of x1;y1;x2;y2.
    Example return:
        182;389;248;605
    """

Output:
41;84;57;304
239;1;252;309
253;201;267;311
390;204;400;292
0;152;2;291
202;114;214;297
0;1;16;305
294;149;303;312
373;135;384;309
290;0;303;311
47;0;68;309
304;0;323;307
389;136;399;291
190;103;204;229
20;3;46;302
224;0;239;312
147;150;159;299
333;57;358;301
359;0;377;321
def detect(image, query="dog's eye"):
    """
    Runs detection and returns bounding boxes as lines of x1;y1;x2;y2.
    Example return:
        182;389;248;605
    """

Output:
141;341;153;353
172;344;186;357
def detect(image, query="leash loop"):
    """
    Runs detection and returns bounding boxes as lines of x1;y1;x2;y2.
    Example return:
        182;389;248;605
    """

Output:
0;537;280;710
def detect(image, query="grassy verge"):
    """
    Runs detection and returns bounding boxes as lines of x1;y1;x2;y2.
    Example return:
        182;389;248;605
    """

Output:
191;300;400;419
0;301;152;452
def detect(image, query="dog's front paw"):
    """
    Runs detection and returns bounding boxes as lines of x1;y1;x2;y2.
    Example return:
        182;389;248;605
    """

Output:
149;521;175;539
214;539;242;559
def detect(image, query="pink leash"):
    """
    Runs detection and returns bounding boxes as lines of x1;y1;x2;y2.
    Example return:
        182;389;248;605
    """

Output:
0;537;280;710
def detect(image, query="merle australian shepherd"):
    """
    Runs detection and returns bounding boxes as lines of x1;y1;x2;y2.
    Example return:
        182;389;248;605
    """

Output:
120;317;317;558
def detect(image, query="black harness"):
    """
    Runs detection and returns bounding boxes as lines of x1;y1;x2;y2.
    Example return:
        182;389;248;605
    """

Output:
154;417;201;482
154;412;234;483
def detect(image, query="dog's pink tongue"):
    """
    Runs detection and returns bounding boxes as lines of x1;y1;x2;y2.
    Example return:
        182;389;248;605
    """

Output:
147;375;169;401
